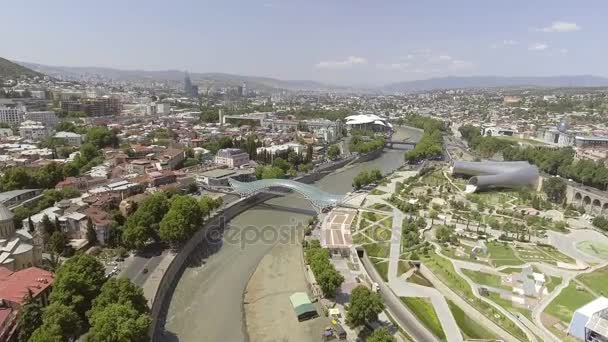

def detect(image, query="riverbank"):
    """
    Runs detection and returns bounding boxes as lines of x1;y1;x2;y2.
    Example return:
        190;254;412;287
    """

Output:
159;127;421;342
244;227;331;341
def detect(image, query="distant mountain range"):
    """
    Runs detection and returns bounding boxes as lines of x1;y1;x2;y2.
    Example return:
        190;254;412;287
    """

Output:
381;75;608;92
17;61;344;92
11;59;608;92
0;57;43;80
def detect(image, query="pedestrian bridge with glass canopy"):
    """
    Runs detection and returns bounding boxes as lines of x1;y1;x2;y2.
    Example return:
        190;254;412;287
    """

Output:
229;178;346;212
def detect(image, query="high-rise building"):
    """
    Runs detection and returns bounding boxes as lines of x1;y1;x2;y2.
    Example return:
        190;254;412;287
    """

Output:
183;72;198;97
0;104;25;126
24;111;59;129
241;82;247;97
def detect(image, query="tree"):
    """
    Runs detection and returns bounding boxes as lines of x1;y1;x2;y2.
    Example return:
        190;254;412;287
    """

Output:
542;177;567;204
86;217;98;245
89;278;149;317
122;193;170;249
29;303;83;342
327;144;341;160
367;327;396;342
429;209;438;225
49;231;67;255
159;195;203;246
87;303;151;342
17;298;43;342
315;266;344;297
346;285;384;327
50;254;106;321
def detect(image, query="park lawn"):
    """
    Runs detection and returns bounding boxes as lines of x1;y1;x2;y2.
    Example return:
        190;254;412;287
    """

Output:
421;251;528;341
363;225;392;242
577;266;608;296
545;282;596;323
442;246;490;265
462;269;506;289
447;300;498;340
400;297;446;341
487;242;524;267
372;259;389;282
496;135;547;146
576;241;608;259
487;292;533;321
369;203;393;212
352;233;373;245
534;246;576;264
370;189;386;195
407;272;434;288
363;242;390;258
398;260;412;276
545;275;562;293
362;211;388;223
500;267;523;275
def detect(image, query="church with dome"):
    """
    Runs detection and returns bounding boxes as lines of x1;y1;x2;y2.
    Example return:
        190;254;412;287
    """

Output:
0;205;41;271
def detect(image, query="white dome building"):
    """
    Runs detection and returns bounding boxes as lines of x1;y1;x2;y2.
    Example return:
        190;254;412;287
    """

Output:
344;114;393;133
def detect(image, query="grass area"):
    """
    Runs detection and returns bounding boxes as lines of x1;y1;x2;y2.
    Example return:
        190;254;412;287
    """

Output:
364;243;391;258
421;251;528;341
578;265;608;296
370;189;386;195
500;267;523;275
487;242;525;267
362;211;388;223
516;245;575;265
447;300;498;340
487;292;533;321
369;203;393;212
576;241;608;260
545;275;562;293
407;271;434;288
462;269;506;289
372;259;389;282
352;233;373;244
400;297;446;341
545;282;596;323
398;260;411;276
441;245;490;265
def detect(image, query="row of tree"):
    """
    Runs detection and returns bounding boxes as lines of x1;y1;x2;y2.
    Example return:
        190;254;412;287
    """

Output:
122;192;223;250
352;168;383;190
503;145;608;190
349;135;385;154
404;129;443;162
458;125;516;158
25;254;150;341
304;240;344;297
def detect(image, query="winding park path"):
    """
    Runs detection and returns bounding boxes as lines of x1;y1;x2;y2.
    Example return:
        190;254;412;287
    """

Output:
387;208;463;342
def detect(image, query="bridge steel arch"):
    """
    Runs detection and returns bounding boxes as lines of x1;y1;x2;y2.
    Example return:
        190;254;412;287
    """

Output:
229;178;345;212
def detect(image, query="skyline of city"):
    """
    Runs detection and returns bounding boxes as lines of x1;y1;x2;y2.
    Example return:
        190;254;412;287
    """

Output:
2;0;607;86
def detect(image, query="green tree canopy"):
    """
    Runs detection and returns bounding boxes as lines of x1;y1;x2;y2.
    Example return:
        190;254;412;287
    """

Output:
87;303;151;342
30;303;83;342
159;195;203;246
89;278;149;317
346;285;384;328
366;327;396;342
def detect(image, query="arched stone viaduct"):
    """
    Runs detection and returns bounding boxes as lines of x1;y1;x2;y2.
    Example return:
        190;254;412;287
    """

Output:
566;184;608;215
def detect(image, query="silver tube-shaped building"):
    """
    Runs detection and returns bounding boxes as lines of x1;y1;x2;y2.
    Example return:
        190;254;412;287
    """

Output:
451;160;539;193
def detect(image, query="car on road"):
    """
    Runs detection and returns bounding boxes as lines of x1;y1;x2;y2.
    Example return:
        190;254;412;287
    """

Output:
142;267;149;274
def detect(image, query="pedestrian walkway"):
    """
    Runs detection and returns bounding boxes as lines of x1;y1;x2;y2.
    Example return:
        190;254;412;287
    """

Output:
387;208;463;342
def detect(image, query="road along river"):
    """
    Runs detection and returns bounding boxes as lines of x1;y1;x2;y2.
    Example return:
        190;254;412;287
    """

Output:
161;127;420;342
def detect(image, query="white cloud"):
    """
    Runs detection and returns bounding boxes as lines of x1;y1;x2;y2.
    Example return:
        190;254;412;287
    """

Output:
376;50;476;73
315;56;367;69
540;21;580;33
376;62;411;70
491;39;519;49
560;48;569;54
529;42;549;51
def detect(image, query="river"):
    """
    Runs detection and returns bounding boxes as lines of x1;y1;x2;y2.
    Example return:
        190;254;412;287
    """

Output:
161;127;421;342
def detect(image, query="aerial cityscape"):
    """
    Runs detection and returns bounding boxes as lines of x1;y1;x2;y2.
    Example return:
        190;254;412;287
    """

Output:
1;1;608;342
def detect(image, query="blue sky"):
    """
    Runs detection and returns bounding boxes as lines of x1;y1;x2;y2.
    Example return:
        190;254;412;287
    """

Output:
1;0;605;85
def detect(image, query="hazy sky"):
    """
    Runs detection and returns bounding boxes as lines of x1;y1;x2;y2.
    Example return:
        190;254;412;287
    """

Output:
1;0;606;86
